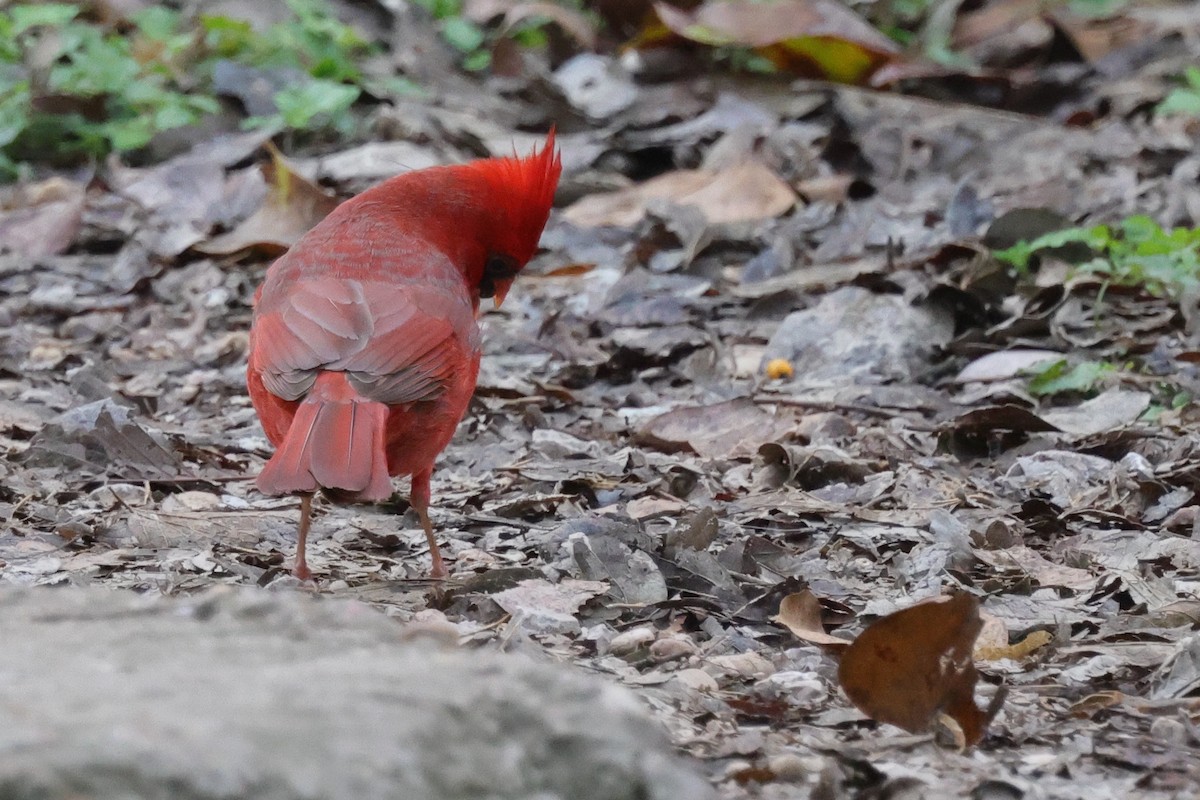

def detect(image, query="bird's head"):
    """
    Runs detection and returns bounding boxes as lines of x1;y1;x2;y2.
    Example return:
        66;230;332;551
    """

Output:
455;129;561;308
355;129;561;309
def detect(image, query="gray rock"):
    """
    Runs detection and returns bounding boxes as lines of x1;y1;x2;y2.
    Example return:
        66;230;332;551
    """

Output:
762;286;953;383
553;55;638;122
0;587;713;800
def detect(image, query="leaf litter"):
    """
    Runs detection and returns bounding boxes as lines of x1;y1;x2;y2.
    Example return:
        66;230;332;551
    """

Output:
3;0;1200;798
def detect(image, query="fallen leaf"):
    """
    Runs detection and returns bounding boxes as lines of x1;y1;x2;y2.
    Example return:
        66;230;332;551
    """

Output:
954;349;1061;383
0;177;85;257
649;0;901;85
1041;389;1151;437
23;398;179;479
198;144;340;257
492;578;609;635
837;593;996;746
563;161;797;228
571;534;667;606
499;1;598;49
637;398;794;459
774;590;849;651
976;629;1052;662
1067;690;1126;719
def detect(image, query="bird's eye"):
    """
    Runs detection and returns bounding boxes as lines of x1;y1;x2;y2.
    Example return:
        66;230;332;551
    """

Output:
479;254;518;299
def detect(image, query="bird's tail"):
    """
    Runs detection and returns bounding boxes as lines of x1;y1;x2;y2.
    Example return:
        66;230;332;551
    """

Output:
257;372;392;501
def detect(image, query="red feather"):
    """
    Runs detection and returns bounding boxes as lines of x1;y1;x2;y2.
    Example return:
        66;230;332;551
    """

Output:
247;130;562;579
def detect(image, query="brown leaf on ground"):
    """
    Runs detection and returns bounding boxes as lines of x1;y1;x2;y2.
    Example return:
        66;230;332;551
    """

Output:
773;590;850;652
197;145;340;257
976;628;1052;662
562;161;797;228
501;1;598;49
837;593;996;746
0;177;85;258
636;398;795;459
649;0;900;84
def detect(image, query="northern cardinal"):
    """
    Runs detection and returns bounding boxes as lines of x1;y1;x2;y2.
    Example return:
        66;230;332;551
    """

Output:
247;131;561;580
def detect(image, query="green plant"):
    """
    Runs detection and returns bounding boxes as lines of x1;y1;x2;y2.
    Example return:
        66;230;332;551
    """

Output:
1157;66;1200;117
0;4;220;173
409;0;492;71
1024;358;1117;398
410;0;589;72
1142;389;1193;422
202;0;375;134
0;0;383;175
994;215;1200;299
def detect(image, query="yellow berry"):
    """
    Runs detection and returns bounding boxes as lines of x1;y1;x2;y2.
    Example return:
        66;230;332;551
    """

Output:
765;358;794;380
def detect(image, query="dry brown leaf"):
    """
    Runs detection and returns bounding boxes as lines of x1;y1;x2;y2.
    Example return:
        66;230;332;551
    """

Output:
0;177;85;258
838;593;996;746
650;0;900;84
972;610;1009;656
976;629;1052;662
636;398;795;459
973;545;1095;591
953;0;1043;49
1067;690;1126;719
1048;11;1150;63
198;145;339;257
500;1;598;48
563;161;796;228
774;590;849;652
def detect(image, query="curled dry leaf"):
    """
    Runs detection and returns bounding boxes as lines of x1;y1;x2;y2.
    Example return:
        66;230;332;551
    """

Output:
499;2;598;49
198;145;340;257
837;593;998;747
1067;690;1126;719
954;349;1061;383
773;590;849;652
976;629;1052;662
637;398;795;459
563;161;797;228
0;177;85;258
648;0;900;85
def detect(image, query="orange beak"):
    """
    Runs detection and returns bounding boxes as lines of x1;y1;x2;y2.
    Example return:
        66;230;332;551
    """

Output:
493;283;510;309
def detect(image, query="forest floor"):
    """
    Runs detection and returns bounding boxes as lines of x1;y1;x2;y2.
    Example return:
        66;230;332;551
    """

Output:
2;1;1200;798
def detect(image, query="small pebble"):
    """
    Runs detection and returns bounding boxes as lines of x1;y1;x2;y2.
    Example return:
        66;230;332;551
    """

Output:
707;652;774;679
649;636;696;663
767;753;809;783
162;491;222;513
609;626;656;656
673;668;718;693
1149;716;1187;745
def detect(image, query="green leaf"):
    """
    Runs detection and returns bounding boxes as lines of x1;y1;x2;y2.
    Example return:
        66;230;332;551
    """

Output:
441;17;485;53
9;3;80;34
273;78;359;130
462;49;491;72
363;75;426;99
102;116;156;151
993;224;1110;270
1027;359;1115;397
132;6;181;40
1157;89;1200;117
0;82;31;148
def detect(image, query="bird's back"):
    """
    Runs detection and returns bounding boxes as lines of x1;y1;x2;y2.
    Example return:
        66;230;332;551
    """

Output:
249;200;482;495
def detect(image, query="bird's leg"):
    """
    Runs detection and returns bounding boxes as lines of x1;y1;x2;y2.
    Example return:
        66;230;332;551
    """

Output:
293;492;313;581
411;470;447;579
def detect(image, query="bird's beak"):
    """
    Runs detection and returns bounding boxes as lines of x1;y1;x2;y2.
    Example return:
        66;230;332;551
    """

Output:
493;284;510;309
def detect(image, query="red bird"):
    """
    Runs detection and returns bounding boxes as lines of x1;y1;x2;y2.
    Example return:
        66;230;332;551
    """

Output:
247;132;561;580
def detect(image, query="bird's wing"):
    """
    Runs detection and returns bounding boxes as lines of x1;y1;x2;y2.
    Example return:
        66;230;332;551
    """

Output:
251;276;478;405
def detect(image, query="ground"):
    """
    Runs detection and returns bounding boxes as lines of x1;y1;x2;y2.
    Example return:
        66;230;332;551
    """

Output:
2;2;1200;798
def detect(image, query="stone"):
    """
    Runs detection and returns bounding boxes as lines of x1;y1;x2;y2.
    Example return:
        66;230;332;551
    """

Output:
761;286;953;384
0;587;714;800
